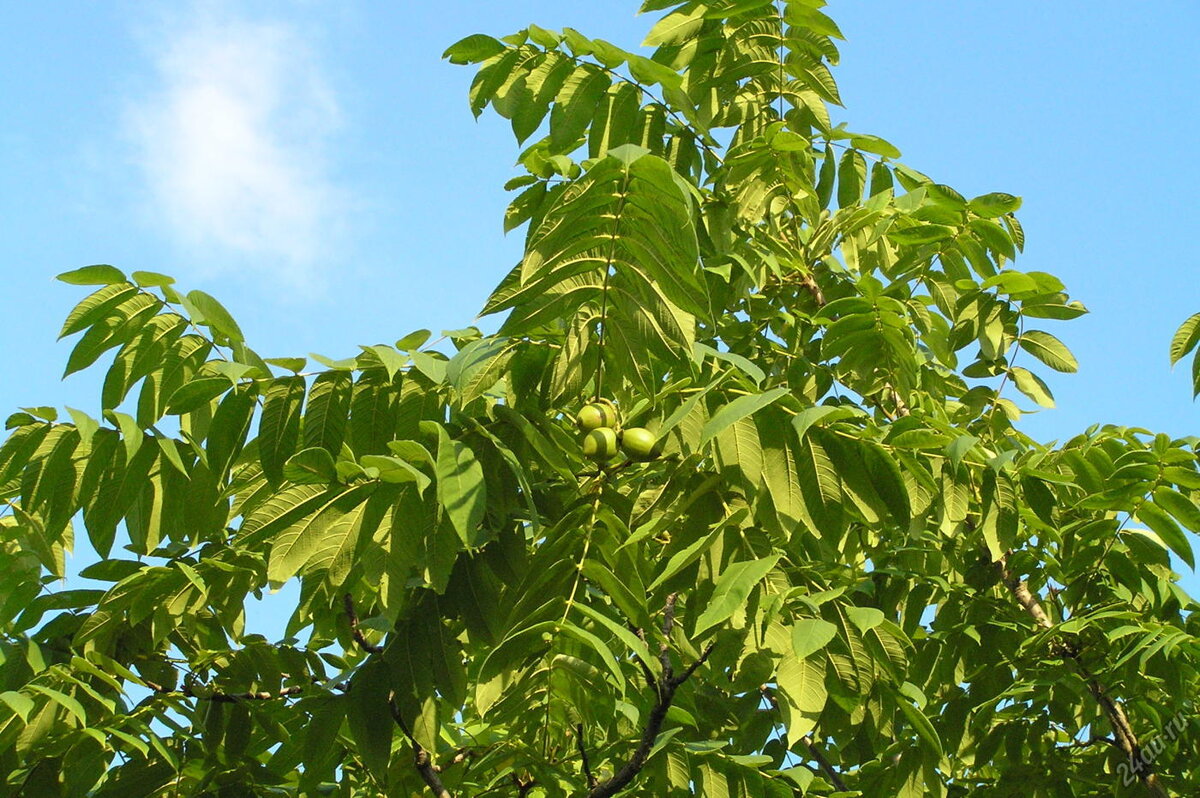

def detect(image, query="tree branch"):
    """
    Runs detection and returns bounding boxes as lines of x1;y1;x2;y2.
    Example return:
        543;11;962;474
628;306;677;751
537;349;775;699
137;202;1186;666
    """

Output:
802;735;849;792
512;773;537;797
144;680;302;703
760;686;848;792
577;723;597;789
389;694;452;798
997;553;1170;797
588;596;714;798
344;593;384;654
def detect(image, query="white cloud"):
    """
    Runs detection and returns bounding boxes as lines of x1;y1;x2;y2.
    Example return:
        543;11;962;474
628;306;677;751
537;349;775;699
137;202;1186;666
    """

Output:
127;10;344;285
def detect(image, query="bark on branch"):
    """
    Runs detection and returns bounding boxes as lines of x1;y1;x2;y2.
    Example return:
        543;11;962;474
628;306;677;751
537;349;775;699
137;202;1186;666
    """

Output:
144;680;302;703
802;735;850;792
588;593;716;798
997;554;1170;797
344;593;384;654
346;594;454;797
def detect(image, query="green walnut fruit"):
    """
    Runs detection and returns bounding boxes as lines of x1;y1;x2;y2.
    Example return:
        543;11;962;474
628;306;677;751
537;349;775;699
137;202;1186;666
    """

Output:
576;400;619;432
582;427;620;461
619;427;663;461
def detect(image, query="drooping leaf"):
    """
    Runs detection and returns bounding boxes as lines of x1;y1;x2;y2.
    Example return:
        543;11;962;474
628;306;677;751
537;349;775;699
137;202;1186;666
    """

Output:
700;387;789;445
282;447;338;485
435;425;487;547
693;554;781;637
1018;330;1078;373
56;264;126;286
791;618;838;659
184;290;244;343
1169;312;1200;366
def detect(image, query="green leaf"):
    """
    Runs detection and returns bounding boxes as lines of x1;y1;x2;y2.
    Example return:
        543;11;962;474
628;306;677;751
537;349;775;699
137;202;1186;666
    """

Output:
443;33;506;64
1018;330;1078;373
345;660;394;777
435;425;487;547
64;407;99;448
56;264;126;285
643;6;706;46
489;151;708;346
63;293;160;377
791;405;857;442
776;656;826;743
185;290;244;343
303;372;353;453
1154;487;1200;534
627;54;682;90
267;483;374;585
265;356;307;373
1009;366;1055;408
559;620;626;694
27;685;87;725
58;283;138;339
1135;501;1195;569
206;387;256;480
283;447;338;485
693;554;781;637
1169;312;1200;365
850;133;901;159
703;0;774;18
447;337;514;404
968;192;1022;217
259;377;306;482
165;376;230;415
573;603;656;674
361;455;431;492
889;683;943;758
791;618;838;659
946;434;978;472
700;387;788;445
837;148;866;208
646;517;728;593
844;606;885;633
0;691;34;722
130;270;175;287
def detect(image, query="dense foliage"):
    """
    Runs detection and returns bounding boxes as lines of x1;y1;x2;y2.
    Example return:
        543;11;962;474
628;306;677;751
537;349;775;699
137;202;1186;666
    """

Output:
2;1;1197;795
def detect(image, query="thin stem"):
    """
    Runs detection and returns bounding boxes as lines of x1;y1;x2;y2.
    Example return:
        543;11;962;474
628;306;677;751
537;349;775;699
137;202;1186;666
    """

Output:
593;168;631;401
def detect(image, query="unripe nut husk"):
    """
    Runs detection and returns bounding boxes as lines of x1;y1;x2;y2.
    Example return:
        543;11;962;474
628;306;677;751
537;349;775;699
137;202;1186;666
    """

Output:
577;401;619;431
582;427;620;461
619;427;663;461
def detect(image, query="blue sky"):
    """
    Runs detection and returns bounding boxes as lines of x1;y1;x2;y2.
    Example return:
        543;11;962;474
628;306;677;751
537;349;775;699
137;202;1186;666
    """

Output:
2;2;1198;602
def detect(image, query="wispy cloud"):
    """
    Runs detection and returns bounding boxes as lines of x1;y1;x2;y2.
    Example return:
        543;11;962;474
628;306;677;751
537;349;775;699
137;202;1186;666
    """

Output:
126;9;344;285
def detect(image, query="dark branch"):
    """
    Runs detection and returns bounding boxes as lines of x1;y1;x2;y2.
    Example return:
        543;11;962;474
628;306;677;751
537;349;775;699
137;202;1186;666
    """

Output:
588;596;712;798
803;735;849;792
344;593;384;654
512;773;537;797
629;627;657;690
576;723;597;789
997;553;1170;797
389;694;452;798
670;642;716;688
144;680;302;703
658;592;677;676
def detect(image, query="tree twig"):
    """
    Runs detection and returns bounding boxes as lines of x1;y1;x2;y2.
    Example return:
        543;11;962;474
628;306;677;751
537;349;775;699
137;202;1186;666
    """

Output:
344;593;384;654
802;735;849;792
588;595;715;798
144;680;302;703
577;723;598;789
760;686;848;791
389;694;452;798
997;553;1170;797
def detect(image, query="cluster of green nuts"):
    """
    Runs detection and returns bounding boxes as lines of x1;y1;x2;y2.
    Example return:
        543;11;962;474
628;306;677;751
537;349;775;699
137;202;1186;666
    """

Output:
576;398;663;463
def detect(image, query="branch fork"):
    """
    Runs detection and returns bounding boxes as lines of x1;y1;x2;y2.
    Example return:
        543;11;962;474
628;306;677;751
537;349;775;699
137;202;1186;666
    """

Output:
584;593;716;798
